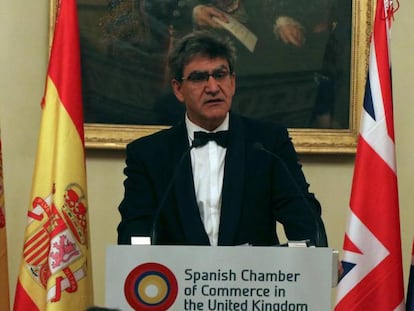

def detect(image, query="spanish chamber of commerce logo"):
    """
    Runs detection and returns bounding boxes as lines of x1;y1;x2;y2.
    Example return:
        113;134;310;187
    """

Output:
124;262;178;310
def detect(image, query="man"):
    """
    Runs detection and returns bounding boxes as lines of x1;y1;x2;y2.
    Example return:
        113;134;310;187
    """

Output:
117;30;328;247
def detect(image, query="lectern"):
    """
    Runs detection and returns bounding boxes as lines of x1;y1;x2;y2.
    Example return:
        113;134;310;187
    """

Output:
106;245;338;310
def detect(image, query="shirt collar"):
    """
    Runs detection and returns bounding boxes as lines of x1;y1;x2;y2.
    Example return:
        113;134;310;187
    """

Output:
185;113;229;142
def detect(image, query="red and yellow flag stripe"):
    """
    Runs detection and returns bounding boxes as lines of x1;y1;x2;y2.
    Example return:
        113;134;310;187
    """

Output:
0;136;10;311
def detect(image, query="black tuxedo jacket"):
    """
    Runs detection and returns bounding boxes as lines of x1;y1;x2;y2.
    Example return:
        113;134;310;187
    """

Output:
117;113;327;246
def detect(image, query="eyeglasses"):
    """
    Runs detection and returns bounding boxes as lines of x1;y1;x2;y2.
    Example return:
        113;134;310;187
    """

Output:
181;69;233;83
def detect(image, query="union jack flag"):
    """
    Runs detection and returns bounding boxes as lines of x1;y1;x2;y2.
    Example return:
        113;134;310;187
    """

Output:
334;0;404;310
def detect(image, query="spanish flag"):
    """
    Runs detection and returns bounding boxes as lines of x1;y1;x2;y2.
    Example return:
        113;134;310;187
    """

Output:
13;0;93;310
0;136;10;311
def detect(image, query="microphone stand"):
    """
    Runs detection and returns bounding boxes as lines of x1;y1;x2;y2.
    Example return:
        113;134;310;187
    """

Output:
253;142;328;247
151;139;202;244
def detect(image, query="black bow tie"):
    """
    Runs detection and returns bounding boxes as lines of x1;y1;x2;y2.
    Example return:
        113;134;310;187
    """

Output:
193;131;229;148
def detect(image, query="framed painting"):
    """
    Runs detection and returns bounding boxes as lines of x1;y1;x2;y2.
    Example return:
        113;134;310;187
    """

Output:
50;0;374;153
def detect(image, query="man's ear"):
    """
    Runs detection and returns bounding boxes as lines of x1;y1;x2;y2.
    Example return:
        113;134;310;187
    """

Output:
171;79;184;103
230;73;236;97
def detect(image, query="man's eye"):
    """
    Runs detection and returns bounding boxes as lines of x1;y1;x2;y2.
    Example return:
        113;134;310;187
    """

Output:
213;71;229;80
187;72;208;82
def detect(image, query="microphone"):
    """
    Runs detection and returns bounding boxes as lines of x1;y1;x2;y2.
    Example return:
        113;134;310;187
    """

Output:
253;142;327;247
151;138;201;244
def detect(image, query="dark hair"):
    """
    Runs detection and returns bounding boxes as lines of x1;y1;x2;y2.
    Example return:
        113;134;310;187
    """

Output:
167;30;237;81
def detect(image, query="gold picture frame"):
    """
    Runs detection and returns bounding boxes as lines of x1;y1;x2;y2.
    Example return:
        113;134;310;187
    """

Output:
50;0;374;154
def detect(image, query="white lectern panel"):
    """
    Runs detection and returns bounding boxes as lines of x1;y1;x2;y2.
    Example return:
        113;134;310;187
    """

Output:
106;245;336;311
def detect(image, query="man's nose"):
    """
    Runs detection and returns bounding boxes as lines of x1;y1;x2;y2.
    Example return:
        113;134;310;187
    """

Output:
205;75;220;92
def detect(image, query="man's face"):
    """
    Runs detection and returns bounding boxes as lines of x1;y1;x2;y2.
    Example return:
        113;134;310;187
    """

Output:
171;56;236;131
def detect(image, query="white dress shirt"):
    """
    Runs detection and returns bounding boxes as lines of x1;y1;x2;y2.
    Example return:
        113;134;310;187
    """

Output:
185;114;229;246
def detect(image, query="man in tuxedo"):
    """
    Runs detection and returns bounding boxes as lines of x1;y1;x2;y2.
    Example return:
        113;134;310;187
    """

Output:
117;30;328;247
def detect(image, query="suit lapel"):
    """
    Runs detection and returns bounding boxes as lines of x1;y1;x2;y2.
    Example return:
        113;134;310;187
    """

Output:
218;114;245;245
172;123;210;245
